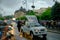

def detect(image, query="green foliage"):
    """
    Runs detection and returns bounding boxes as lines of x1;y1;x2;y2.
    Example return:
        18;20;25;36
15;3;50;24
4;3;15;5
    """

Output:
0;14;4;20
26;10;35;15
41;8;51;20
36;15;41;20
4;15;14;19
0;17;4;20
16;16;27;20
51;2;60;20
37;8;51;20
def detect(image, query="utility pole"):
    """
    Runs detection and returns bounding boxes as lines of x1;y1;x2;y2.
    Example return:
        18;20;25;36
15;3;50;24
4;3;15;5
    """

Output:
33;0;34;10
26;0;28;11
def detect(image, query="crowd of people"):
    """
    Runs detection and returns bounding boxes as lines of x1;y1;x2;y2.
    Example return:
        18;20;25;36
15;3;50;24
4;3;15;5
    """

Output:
46;20;57;29
40;20;60;30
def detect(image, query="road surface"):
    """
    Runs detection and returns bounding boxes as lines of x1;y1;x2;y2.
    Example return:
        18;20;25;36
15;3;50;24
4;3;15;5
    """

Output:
19;32;60;40
47;32;60;40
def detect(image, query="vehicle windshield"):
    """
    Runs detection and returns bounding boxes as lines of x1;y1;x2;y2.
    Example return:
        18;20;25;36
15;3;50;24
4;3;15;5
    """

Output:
30;23;41;27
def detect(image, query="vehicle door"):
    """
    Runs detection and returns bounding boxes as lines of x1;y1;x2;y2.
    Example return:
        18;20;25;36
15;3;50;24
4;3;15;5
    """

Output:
22;25;27;32
26;23;30;35
23;22;29;33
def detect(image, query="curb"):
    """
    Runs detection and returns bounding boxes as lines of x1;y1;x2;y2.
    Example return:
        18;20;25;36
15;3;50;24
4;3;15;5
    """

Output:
48;30;60;34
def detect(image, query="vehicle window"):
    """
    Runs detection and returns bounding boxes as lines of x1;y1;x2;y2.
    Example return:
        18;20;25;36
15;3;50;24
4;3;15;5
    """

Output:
27;25;30;28
26;24;30;27
33;25;40;27
30;23;41;27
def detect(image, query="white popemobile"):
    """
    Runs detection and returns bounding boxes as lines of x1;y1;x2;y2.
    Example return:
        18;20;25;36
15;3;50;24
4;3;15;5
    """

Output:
21;15;47;39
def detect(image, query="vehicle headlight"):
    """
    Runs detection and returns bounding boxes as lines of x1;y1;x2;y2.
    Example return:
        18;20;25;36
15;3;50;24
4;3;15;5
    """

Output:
34;29;39;32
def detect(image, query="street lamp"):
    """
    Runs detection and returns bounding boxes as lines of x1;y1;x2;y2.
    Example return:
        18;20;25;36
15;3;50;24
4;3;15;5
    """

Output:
31;0;35;10
31;5;35;10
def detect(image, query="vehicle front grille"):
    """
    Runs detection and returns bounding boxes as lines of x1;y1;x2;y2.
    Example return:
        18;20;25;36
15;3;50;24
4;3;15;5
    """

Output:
40;29;45;31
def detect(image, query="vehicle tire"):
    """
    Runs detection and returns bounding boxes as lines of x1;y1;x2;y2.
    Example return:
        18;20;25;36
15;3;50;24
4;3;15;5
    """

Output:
43;36;47;40
42;35;47;40
43;34;47;38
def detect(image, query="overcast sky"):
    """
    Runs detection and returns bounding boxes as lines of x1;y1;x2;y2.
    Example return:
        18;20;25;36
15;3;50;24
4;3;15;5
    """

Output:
0;0;60;16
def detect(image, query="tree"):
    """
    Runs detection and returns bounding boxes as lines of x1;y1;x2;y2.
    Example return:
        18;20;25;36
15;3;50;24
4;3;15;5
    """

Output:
51;2;60;20
4;15;14;20
37;8;51;20
0;14;4;20
26;10;35;15
0;17;4;20
16;16;27;20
